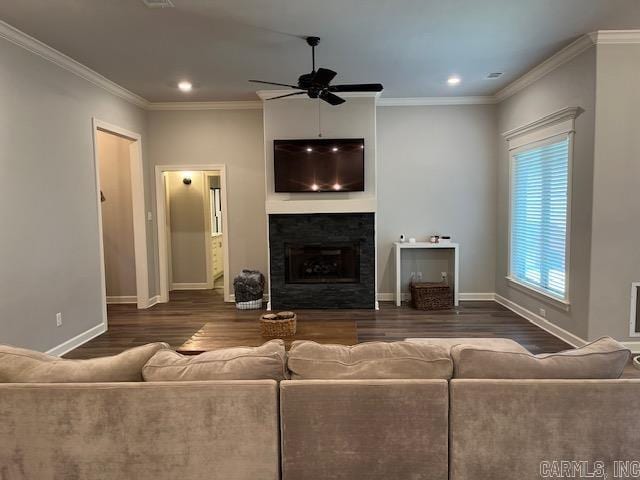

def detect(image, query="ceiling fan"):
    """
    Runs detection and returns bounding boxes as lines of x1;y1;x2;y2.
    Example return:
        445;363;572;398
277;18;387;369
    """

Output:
249;36;383;106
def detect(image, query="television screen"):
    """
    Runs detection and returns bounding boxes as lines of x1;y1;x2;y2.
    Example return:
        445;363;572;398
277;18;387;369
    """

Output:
274;138;365;193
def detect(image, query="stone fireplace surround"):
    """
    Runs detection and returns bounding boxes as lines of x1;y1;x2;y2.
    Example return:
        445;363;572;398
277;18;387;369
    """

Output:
268;213;375;309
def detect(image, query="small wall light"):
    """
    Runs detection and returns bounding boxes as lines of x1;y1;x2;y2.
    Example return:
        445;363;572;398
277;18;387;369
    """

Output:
183;177;192;185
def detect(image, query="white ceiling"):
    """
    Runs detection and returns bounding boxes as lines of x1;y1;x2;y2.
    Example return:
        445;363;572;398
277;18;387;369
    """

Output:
1;0;640;102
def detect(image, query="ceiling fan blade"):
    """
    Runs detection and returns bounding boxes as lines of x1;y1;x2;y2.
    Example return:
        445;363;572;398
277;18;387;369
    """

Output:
329;83;384;92
265;91;307;101
311;68;337;87
249;79;303;89
319;90;345;106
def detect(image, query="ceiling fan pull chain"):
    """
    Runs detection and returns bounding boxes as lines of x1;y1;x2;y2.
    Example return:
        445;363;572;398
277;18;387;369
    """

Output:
317;98;322;137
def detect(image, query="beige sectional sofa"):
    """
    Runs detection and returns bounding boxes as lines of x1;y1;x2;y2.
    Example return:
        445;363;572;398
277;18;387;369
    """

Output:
0;337;637;480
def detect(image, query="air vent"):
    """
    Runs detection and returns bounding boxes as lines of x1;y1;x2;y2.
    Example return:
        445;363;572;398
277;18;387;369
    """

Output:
487;72;503;79
142;0;174;8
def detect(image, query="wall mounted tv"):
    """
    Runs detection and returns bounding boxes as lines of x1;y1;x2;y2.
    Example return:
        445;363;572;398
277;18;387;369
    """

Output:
274;138;365;193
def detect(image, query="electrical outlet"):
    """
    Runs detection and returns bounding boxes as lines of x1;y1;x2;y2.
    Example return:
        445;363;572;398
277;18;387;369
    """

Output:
56;312;62;327
538;308;546;318
441;271;448;280
147;211;153;222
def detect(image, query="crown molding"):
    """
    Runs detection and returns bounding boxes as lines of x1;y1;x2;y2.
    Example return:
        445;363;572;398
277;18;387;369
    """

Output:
0;20;149;108
502;106;580;140
147;101;262;111
589;29;640;44
256;89;382;101
494;34;595;103
378;96;497;106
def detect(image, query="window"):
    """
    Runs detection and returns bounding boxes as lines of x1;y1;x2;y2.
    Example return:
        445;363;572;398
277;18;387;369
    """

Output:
509;137;570;301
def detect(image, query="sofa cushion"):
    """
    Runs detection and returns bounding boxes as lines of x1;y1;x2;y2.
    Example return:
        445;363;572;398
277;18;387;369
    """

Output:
142;339;287;381
287;340;453;380
405;337;529;355
451;336;630;379
0;342;169;383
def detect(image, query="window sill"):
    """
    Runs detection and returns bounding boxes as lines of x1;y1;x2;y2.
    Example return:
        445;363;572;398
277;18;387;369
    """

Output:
505;276;571;311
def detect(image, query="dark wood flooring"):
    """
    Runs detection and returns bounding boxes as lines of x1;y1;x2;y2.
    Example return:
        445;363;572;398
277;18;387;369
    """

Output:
66;289;572;358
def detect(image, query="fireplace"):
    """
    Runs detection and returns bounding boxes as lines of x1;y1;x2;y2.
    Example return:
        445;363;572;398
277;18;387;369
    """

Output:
285;243;360;284
268;213;375;309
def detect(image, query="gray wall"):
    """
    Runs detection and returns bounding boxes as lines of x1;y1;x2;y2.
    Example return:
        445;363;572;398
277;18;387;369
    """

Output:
588;43;640;341
147;109;267;287
166;171;207;285
376;105;498;295
495;48;597;340
97;131;137;298
0;37;149;351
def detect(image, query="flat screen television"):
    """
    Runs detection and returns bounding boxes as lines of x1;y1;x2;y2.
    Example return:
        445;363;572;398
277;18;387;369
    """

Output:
274;138;365;193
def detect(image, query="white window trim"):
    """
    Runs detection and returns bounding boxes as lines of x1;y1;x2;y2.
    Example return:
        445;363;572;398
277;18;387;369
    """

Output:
503;106;579;307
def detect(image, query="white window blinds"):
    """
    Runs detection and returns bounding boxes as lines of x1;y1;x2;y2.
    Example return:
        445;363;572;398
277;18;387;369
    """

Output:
510;137;569;300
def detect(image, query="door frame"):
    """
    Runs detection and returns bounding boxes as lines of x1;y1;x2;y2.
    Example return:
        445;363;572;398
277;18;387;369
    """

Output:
91;118;150;319
155;164;230;303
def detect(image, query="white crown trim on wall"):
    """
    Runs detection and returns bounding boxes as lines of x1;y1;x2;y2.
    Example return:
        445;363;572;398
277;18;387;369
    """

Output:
589;30;640;44
378;96;497;106
494;35;595;102
0;20;149;108
148;101;263;110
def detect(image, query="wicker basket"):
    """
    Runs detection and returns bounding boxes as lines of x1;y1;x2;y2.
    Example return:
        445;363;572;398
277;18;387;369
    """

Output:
236;299;263;310
410;282;453;310
260;311;297;337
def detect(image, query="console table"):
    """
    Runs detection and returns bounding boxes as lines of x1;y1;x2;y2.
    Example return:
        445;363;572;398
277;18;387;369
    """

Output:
393;242;459;307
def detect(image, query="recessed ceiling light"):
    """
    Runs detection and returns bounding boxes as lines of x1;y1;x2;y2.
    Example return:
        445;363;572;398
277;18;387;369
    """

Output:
178;81;192;92
333;183;341;190
332;147;338;152
306;147;313;152
447;76;461;85
311;184;319;191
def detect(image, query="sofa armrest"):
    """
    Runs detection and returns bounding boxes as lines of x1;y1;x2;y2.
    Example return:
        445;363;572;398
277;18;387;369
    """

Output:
0;380;279;480
450;379;640;480
280;379;448;480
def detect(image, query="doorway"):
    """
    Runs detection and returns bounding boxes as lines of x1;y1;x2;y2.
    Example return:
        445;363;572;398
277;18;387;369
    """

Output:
156;165;230;303
92;119;150;324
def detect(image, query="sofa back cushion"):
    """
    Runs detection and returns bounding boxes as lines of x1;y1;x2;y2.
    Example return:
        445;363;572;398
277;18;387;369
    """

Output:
287;340;453;380
0;343;169;382
142;339;287;381
451;337;630;379
406;337;530;355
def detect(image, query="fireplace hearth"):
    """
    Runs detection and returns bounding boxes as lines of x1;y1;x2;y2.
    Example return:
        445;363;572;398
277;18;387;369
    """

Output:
269;213;375;309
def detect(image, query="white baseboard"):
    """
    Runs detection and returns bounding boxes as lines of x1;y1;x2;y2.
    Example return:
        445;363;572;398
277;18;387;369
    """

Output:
376;292;496;302
142;295;160;308
621;341;640;354
170;282;210;290
459;293;496;301
106;295;137;304
46;322;107;357
495;294;588;348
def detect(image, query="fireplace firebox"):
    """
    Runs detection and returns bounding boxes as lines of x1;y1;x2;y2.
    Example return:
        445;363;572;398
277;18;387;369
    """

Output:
285;243;360;284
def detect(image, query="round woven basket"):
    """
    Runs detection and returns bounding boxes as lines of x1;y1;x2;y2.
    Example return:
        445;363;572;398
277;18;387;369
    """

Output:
260;311;297;337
